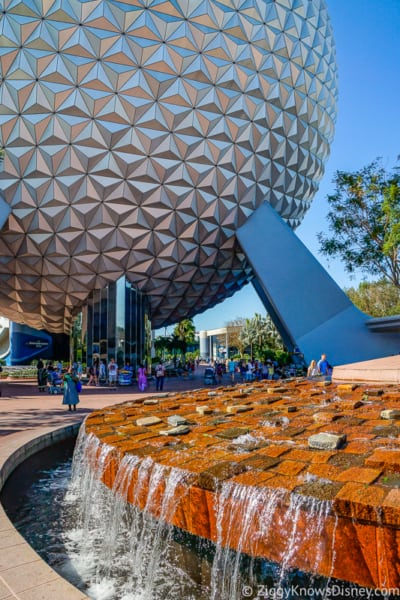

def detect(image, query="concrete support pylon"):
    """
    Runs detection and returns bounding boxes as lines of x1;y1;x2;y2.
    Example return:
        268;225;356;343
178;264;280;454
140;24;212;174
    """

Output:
236;202;400;366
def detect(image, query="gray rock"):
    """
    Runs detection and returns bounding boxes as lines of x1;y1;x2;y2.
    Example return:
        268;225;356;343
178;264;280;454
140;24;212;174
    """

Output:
159;425;191;436
381;409;400;420
196;406;212;415
226;404;252;414
167;414;188;426
136;416;162;427
308;432;346;450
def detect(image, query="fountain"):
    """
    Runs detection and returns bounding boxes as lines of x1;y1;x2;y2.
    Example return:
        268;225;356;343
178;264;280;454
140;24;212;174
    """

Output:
5;378;400;598
69;379;400;595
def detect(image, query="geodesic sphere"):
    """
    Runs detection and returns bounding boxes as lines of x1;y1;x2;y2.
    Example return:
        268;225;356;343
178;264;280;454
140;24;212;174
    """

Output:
0;0;337;332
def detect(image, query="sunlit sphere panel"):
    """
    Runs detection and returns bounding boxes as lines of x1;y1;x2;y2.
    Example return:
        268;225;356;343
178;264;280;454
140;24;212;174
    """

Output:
0;0;337;332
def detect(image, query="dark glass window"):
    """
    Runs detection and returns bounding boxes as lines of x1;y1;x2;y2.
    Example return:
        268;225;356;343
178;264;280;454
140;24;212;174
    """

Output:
79;276;148;375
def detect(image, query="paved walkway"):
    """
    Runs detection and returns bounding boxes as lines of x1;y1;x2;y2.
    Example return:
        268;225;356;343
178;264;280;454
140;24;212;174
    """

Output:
333;354;400;383
0;366;211;437
0;365;222;599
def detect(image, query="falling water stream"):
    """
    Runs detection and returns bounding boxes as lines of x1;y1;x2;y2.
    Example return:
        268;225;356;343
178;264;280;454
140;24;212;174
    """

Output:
1;427;387;600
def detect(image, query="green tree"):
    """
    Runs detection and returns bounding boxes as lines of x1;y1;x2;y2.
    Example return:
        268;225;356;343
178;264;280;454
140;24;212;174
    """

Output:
345;279;400;317
154;335;171;360
238;313;283;358
225;317;247;356
172;318;196;361
238;317;257;358
318;158;400;287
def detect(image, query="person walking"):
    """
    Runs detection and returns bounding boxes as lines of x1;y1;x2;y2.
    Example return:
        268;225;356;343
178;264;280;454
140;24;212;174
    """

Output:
62;366;80;411
137;363;147;392
87;364;95;386
307;359;319;378
228;358;236;385
245;361;253;382
108;357;118;387
317;354;332;376
155;360;166;391
76;361;83;379
99;359;107;384
216;362;223;384
37;358;44;391
93;356;100;386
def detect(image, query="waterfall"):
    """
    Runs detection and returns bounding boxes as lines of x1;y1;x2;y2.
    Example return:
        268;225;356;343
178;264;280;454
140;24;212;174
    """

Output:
210;482;286;599
210;484;337;600
65;426;206;600
66;426;338;600
278;493;334;589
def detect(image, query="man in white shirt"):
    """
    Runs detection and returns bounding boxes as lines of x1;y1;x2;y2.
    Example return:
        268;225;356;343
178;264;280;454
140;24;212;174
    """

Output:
108;358;118;387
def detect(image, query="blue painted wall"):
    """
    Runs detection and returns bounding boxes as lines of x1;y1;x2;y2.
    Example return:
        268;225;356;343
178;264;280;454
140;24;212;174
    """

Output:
9;323;69;365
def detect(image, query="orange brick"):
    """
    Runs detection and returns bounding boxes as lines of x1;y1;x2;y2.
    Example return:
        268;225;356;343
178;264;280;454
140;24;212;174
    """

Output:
337;384;358;391
381;393;400;401
313;412;340;423
229;471;274;487
339;401;363;410
273;460;306;476
97;432;125;445
257;445;291;458
367;419;391;427
259;474;300;492
357;410;383;420
85;415;105;425
343;441;373;454
346;432;376;441
381;488;400;526
334;482;387;522
284;448;332;463
307;463;342;481
366;449;400;472
336;466;381;484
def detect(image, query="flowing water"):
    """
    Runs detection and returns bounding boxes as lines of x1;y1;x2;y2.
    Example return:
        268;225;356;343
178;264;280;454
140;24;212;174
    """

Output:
2;428;390;600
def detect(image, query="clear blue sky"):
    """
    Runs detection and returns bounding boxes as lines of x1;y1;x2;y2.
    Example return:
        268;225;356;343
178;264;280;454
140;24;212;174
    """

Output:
192;0;400;333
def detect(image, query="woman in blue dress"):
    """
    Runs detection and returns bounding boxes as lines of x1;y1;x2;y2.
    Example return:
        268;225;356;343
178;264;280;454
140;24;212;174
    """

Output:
62;367;80;411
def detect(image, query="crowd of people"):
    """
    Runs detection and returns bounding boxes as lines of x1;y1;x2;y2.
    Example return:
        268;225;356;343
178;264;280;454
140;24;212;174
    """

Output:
34;351;332;412
203;352;334;384
206;357;305;384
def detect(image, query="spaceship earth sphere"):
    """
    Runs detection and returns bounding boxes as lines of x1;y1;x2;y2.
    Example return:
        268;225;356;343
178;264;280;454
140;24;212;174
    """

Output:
0;0;337;332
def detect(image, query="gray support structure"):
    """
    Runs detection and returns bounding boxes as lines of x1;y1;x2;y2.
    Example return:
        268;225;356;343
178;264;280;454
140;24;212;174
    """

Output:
237;202;400;366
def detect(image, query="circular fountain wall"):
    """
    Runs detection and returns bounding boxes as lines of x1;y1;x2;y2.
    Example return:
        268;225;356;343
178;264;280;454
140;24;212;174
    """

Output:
81;379;400;592
3;379;400;598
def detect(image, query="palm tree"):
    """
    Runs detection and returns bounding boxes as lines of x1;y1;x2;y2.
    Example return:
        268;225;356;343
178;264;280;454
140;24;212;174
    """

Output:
239;313;283;358
154;336;170;360
226;318;247;356
172;318;196;362
238;317;257;358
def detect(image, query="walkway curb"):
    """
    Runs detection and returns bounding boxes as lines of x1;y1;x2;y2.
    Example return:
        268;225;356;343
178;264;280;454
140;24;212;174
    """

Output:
0;423;90;600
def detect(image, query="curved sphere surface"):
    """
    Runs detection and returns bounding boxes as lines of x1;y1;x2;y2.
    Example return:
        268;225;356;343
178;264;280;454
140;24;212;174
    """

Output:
0;0;337;332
